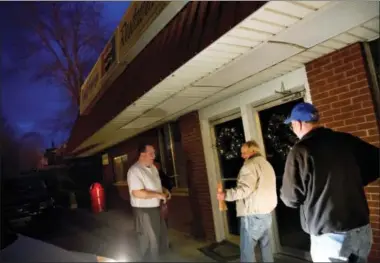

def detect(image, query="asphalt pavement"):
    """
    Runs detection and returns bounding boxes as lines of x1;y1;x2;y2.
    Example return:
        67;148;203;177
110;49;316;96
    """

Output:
11;208;312;263
12;207;214;262
12;208;140;260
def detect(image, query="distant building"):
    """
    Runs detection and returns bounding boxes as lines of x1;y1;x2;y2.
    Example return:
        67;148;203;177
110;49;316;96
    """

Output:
44;143;67;166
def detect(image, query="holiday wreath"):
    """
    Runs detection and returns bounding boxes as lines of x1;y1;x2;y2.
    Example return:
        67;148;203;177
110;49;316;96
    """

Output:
216;127;245;160
264;114;298;160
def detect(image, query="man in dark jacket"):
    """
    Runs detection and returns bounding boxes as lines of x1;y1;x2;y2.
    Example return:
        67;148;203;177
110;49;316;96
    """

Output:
280;102;379;262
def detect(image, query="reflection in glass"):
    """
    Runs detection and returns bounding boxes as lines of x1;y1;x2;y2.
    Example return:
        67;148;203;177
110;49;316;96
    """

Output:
258;99;310;252
214;117;245;235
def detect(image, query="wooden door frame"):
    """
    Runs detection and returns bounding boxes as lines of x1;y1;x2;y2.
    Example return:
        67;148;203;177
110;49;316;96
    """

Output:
210;112;243;242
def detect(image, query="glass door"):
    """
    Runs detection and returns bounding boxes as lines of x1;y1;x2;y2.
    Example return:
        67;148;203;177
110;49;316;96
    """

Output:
213;117;245;236
257;98;312;261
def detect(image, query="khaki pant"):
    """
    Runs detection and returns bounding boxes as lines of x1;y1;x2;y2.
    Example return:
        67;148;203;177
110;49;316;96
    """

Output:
133;207;169;261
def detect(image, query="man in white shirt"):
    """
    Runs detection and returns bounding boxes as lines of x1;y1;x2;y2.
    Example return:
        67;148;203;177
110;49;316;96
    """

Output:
127;143;171;261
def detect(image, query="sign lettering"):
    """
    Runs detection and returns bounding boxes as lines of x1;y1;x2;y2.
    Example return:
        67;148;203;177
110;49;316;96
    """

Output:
118;1;169;57
102;35;117;75
120;2;155;46
79;59;102;115
80;1;175;115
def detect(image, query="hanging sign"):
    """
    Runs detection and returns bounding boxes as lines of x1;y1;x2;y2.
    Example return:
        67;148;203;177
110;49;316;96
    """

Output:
79;1;187;115
80;58;102;115
102;34;118;77
117;1;170;63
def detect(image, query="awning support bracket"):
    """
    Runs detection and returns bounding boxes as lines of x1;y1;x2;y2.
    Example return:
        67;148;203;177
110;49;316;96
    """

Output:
275;81;292;95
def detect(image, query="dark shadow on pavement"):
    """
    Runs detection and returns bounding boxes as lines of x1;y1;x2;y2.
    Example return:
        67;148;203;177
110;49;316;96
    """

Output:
13;208;138;260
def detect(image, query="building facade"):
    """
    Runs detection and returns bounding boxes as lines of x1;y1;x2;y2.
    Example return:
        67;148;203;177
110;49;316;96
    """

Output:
67;1;379;261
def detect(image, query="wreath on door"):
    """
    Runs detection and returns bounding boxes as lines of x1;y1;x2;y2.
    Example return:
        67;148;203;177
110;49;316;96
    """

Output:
216;127;245;160
265;114;298;160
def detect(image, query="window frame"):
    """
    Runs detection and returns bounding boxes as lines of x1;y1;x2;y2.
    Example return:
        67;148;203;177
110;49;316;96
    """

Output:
157;122;189;195
112;154;128;183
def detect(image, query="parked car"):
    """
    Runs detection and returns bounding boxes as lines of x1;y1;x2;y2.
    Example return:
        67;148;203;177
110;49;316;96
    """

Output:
2;176;55;225
37;165;92;209
1;200;118;262
0;222;116;262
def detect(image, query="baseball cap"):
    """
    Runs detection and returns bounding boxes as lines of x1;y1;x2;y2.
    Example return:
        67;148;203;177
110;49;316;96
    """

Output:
284;102;320;124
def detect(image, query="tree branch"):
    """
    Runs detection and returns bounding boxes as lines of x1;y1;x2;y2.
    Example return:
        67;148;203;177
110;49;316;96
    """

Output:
4;1;108;132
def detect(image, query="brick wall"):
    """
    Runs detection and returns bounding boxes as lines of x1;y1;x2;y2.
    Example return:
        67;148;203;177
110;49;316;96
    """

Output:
102;159;114;185
167;196;193;234
306;42;380;261
179;111;215;241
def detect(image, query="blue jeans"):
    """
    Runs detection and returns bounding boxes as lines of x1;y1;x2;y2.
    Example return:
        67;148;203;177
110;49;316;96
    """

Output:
310;224;372;262
240;214;274;262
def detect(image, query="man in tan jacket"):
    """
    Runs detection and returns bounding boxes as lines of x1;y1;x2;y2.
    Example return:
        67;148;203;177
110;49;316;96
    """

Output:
217;140;277;262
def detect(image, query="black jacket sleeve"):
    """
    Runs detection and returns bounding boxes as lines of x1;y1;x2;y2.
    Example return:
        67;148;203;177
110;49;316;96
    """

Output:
350;135;380;186
280;146;308;208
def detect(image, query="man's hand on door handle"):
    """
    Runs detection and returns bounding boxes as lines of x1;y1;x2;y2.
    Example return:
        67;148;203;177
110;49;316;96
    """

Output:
217;191;226;201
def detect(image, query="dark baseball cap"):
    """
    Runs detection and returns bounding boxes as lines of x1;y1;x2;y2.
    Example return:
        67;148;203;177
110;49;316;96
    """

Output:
284;102;320;124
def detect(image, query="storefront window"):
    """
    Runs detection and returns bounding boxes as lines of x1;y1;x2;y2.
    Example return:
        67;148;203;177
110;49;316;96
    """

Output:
158;122;188;189
113;154;128;182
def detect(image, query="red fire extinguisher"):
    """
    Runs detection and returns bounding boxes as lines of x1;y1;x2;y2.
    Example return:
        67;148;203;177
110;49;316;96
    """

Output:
89;182;105;213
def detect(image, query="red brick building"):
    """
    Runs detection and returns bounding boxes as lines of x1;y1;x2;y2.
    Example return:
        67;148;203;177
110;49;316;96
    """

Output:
67;1;379;261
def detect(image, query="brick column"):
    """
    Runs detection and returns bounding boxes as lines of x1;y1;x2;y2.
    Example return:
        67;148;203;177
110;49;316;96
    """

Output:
179;111;215;241
306;43;380;261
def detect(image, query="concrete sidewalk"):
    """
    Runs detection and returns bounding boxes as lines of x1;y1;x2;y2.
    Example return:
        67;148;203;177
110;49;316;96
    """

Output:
92;209;309;263
16;207;310;262
93;209;214;262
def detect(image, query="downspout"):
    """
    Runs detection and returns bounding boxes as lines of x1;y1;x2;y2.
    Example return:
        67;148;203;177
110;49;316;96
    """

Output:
361;41;380;133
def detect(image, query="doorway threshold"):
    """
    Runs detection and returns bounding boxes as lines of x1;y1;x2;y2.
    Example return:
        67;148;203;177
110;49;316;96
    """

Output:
213;239;311;263
227;234;239;245
275;253;311;263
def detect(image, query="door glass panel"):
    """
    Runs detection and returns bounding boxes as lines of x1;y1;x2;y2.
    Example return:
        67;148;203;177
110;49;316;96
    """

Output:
214;117;245;235
258;99;311;253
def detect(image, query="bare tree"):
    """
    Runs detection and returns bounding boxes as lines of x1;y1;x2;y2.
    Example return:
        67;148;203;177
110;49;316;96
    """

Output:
4;1;110;110
41;105;78;141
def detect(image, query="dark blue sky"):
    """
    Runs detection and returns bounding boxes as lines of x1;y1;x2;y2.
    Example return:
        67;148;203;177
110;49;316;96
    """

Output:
1;1;131;148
